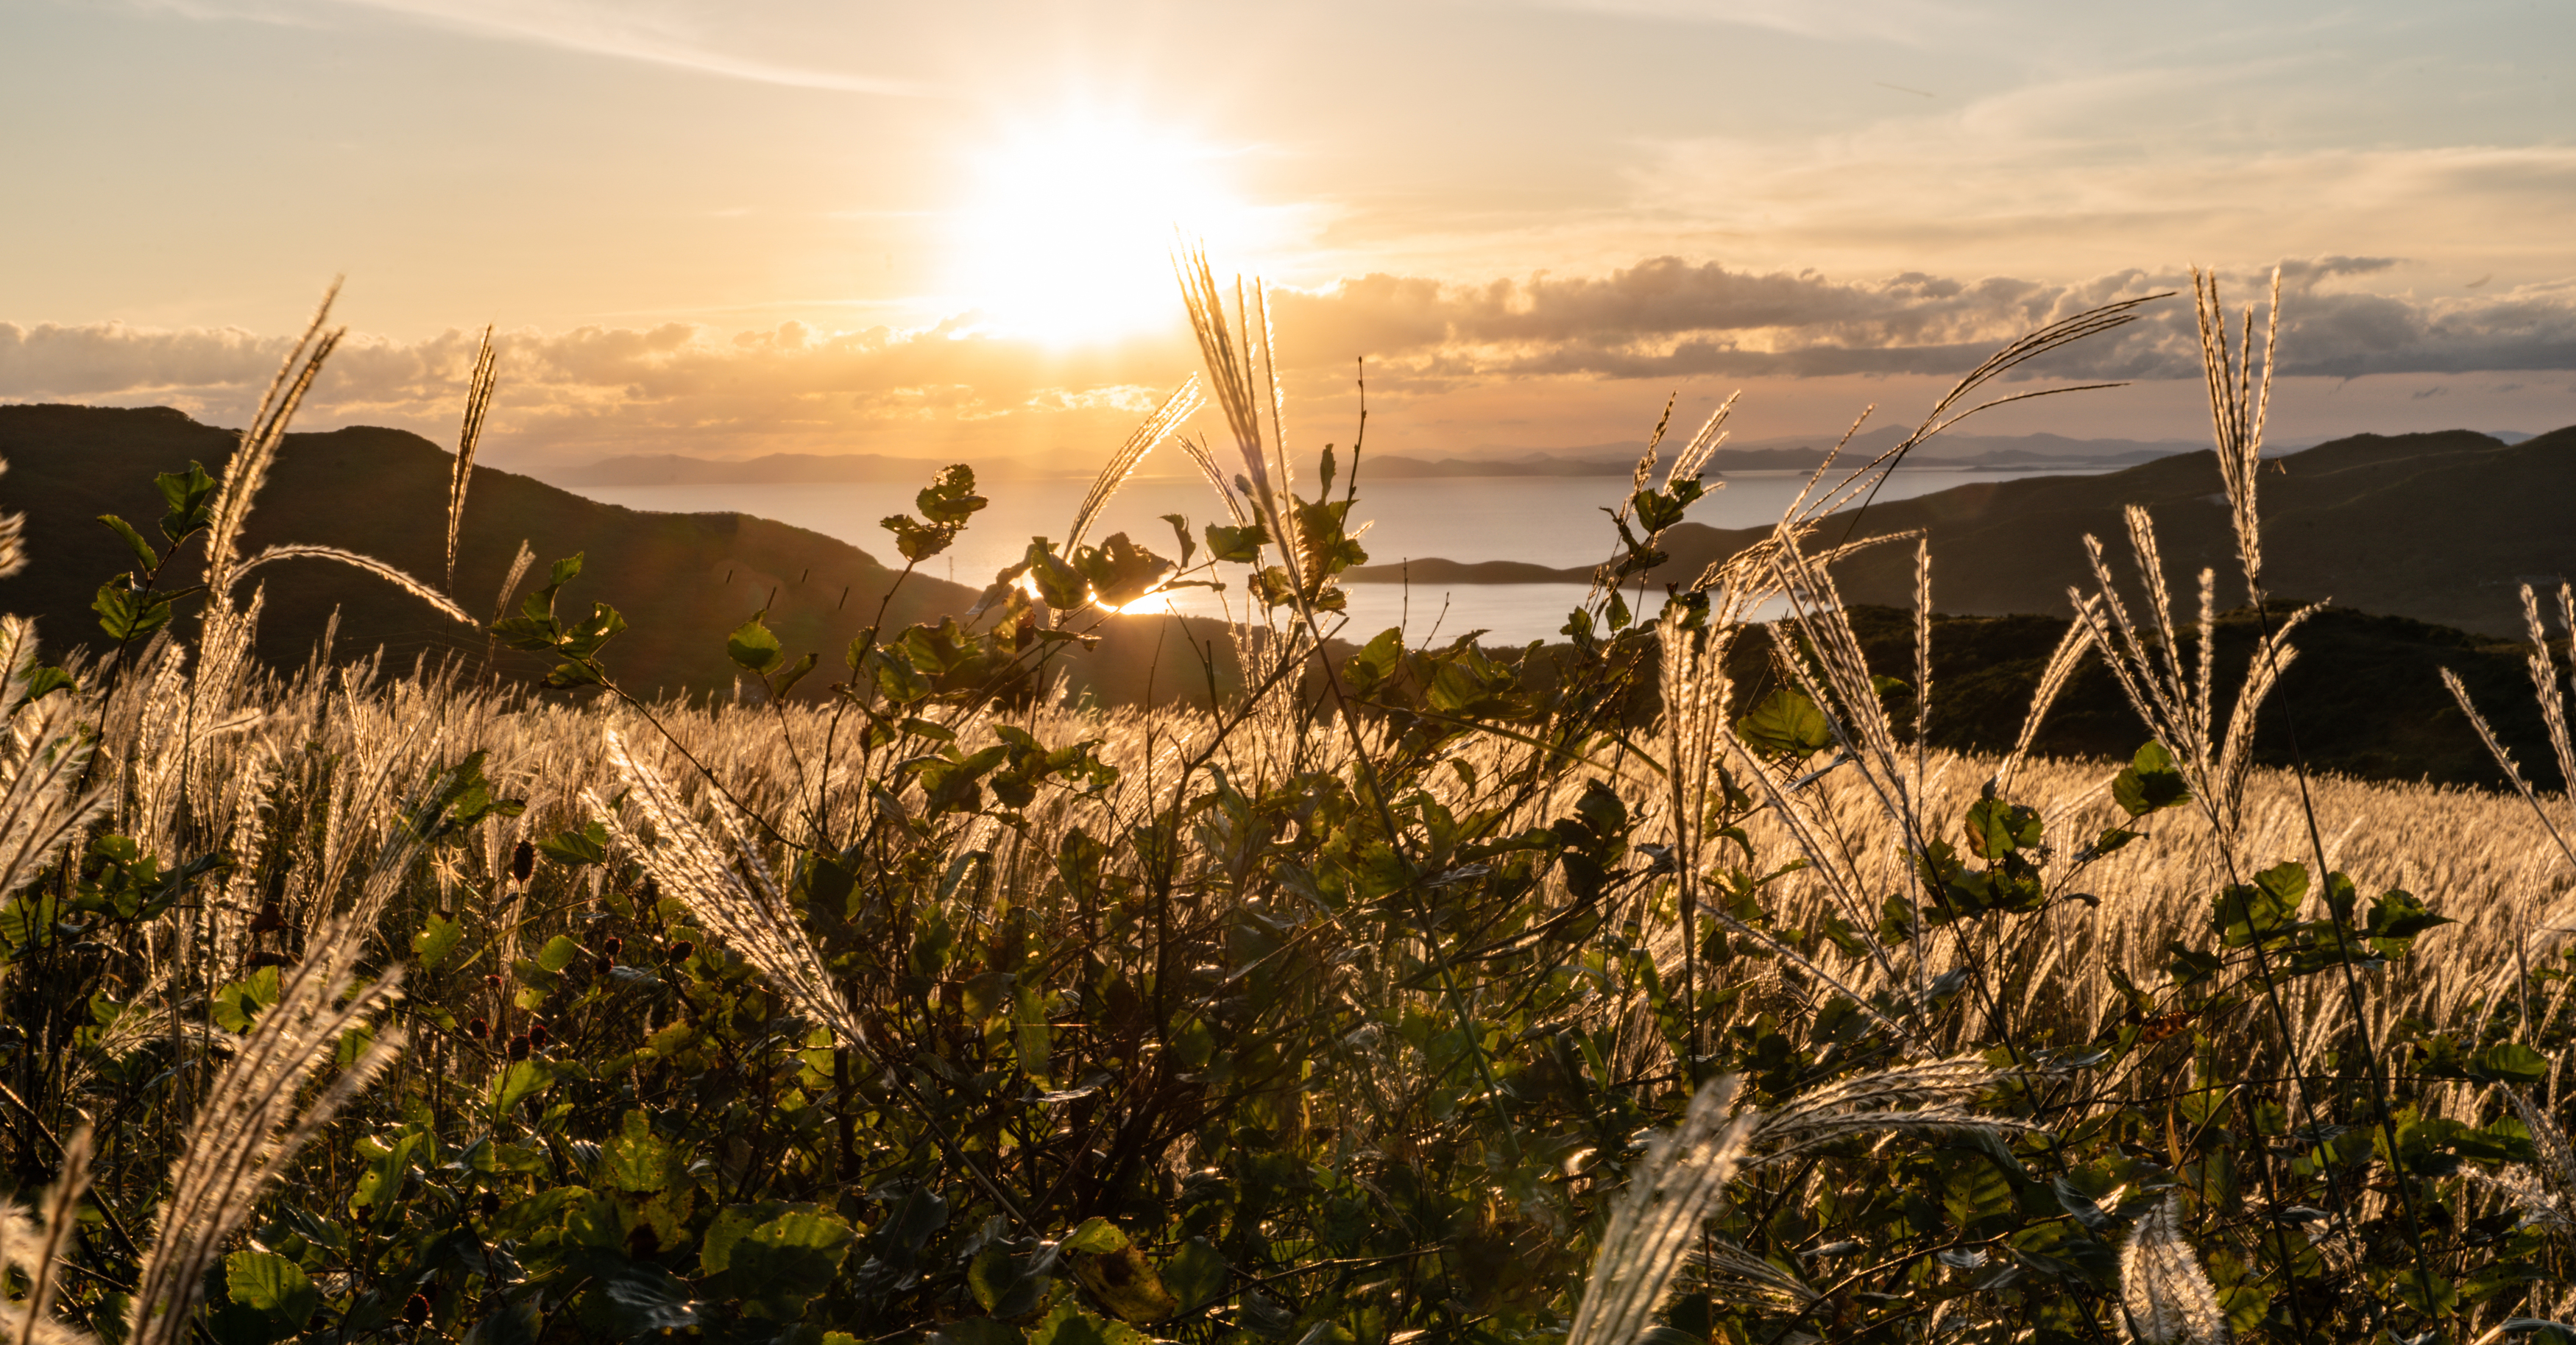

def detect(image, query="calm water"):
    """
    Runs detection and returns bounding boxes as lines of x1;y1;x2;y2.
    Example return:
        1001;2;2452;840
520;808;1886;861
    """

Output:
564;468;2101;644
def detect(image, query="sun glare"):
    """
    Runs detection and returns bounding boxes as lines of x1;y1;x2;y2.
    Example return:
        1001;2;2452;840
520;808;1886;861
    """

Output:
952;115;1253;344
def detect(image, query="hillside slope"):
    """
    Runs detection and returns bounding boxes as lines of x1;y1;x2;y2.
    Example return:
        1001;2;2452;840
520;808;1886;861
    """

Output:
0;405;986;697
1350;426;2576;638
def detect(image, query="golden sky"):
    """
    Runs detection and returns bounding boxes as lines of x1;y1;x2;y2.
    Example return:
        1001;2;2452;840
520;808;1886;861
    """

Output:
4;0;2574;470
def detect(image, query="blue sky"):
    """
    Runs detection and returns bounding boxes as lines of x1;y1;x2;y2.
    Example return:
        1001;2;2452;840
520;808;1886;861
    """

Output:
4;0;2572;466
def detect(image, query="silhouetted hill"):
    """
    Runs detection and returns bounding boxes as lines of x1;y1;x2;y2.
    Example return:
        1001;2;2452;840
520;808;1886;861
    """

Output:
0;405;989;697
1352;427;2576;638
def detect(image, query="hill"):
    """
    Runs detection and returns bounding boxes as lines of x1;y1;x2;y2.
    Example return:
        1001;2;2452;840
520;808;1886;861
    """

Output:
0;404;989;698
1351;426;2576;638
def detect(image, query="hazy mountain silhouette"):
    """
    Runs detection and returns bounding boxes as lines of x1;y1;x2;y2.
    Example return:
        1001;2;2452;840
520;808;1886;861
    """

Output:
0;405;987;698
1354;426;2576;639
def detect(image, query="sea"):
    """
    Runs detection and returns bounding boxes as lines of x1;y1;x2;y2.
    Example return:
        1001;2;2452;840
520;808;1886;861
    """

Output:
562;467;2111;645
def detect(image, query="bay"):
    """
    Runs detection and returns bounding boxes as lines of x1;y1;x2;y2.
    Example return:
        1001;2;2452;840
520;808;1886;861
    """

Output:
562;466;2109;645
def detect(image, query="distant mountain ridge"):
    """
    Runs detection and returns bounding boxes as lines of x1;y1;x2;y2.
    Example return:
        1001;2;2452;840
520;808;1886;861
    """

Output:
1349;426;2576;639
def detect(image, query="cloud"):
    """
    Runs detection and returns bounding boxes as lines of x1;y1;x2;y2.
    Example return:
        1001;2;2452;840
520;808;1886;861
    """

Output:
146;0;926;93
1273;257;2576;383
7;256;2572;464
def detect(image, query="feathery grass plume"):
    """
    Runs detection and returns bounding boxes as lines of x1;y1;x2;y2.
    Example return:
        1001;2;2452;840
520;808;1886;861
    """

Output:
1177;434;1250;526
587;727;866;1045
1694;1236;1819;1312
445;325;500;593
1068;378;1202;548
2441;668;2576;872
1745;1054;2044;1166
1565;1076;1753;1345
1991;607;2098;797
1772;294;2166;534
203;281;345;596
2489;1086;2576;1234
2193;267;2281;599
0;685;108;904
224;545;477;628
2117;1193;2227;1345
1664;390;1741;490
127;911;406;1345
0;458;26;580
2069;514;2318;843
0;1124;96;1345
2519;583;2576;798
490;539;537;623
1175;246;1308;601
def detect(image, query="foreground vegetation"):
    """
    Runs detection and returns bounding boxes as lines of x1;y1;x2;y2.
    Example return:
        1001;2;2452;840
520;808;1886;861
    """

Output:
2;266;2575;1345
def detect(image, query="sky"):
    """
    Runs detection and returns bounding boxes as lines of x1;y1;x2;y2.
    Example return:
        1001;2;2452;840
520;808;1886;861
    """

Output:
3;0;2574;473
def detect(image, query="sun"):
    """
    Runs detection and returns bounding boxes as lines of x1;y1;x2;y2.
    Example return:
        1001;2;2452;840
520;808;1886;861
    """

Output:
950;114;1252;344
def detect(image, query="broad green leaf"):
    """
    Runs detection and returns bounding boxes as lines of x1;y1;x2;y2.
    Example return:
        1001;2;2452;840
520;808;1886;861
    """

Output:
1735;688;1834;760
2479;1042;2551;1084
493;1059;552;1114
226;1249;318;1327
155;461;219;540
1027;1302;1148;1345
1062;1216;1128;1254
727;615;785;674
411;911;464;972
93;577;173;641
601;1109;681;1192
99;514;159;570
1161;1238;1226;1314
2112;740;2191;817
535;821;608;867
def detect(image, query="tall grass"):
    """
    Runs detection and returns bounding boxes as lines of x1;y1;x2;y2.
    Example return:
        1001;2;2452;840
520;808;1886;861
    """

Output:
0;264;2570;1345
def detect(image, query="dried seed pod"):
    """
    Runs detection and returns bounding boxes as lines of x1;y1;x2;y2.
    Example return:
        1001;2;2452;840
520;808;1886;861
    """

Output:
511;839;535;883
668;939;694;963
507;1034;531;1062
478;1191;500;1219
403;1293;430;1327
467;1016;489;1039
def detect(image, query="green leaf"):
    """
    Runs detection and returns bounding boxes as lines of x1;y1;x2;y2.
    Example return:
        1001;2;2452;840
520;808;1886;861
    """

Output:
93;576;173;641
99;514;159;570
1203;522;1267;565
411;911;464;972
916;464;988;526
1964;797;2043;861
493;1059;552;1114
155;461;219;541
601;1109;681;1192
707;1207;855;1320
1735;688;1835;760
727;615;785;674
2478;1042;2552;1084
1072;1243;1178;1324
225;1249;319;1328
535;820;609;867
16;664;74;702
2112;741;2191;817
210;967;281;1034
1063;1217;1128;1254
1160;1238;1226;1315
1344;626;1405;695
1027;1302;1149;1345
537;934;582;974
1160;513;1197;566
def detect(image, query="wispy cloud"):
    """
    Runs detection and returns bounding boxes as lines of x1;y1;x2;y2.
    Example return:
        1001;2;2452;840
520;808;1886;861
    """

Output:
147;0;928;94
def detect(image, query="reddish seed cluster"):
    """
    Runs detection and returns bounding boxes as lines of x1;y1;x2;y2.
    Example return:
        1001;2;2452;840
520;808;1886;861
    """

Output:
527;1022;549;1051
506;1034;530;1062
668;939;693;963
403;1293;429;1327
466;1016;489;1039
